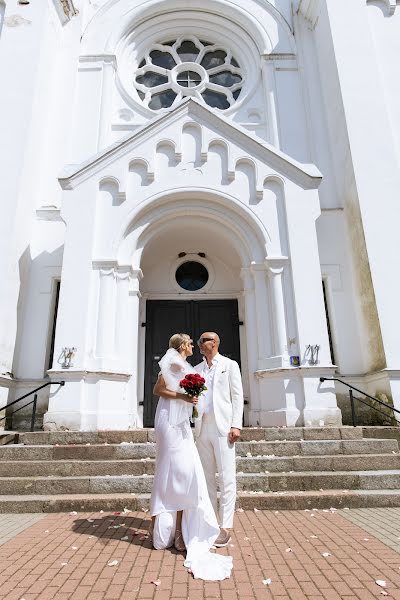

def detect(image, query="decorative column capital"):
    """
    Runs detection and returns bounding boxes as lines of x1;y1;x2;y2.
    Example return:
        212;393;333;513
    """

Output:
265;256;289;276
249;262;268;275
129;269;143;297
99;267;115;278
366;0;399;16
131;268;143;281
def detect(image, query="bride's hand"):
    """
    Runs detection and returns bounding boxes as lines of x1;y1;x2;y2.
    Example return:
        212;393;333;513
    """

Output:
186;395;198;405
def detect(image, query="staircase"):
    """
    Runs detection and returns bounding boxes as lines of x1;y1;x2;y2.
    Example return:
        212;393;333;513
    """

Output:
0;427;399;512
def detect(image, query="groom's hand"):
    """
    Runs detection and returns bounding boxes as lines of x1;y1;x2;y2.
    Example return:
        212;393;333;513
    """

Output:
228;428;241;444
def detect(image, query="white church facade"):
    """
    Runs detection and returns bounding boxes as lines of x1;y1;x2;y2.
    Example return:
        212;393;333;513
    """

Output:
0;0;399;431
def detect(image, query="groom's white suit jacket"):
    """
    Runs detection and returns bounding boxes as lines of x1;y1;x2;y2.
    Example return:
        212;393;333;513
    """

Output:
194;355;244;437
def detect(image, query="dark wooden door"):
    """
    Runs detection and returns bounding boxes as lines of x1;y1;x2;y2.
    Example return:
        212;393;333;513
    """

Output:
143;299;240;427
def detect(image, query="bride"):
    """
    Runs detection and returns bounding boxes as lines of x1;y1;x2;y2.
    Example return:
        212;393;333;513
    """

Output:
150;333;233;581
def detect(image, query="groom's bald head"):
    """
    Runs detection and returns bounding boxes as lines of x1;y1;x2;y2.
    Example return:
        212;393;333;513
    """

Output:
202;332;220;346
198;332;220;360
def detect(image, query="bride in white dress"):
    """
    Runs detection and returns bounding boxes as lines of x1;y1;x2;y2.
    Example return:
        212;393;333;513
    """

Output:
150;333;233;581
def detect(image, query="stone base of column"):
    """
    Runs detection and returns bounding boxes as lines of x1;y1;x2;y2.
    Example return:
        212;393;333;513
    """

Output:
259;408;301;427
0;376;13;431
255;366;342;427
387;370;400;424
45;370;137;431
302;407;342;427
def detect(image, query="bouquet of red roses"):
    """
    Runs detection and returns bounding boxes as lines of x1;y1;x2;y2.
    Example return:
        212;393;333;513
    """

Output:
179;373;207;419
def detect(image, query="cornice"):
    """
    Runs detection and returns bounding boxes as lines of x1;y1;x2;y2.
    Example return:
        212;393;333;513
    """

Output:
255;365;336;378
79;54;117;66
52;0;78;25
262;53;297;61
36;207;62;222
59;98;322;191
366;0;400;16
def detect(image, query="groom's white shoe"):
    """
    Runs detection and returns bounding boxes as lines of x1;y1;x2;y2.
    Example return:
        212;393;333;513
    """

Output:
214;528;231;548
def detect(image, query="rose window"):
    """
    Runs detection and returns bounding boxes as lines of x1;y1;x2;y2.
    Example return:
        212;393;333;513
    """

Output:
134;38;243;111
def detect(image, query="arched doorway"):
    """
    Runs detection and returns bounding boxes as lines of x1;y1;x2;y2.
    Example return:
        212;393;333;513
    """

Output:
138;215;244;426
117;190;269;427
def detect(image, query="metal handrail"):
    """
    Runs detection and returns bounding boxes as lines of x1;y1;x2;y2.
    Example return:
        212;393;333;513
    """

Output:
0;381;65;432
320;377;399;427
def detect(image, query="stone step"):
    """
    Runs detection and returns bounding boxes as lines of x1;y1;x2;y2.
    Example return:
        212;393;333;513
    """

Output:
362;426;400;443
19;427;364;445
2;489;400;513
0;453;398;477
1;438;397;461
0;432;19;445
1;470;400;496
237;439;399;456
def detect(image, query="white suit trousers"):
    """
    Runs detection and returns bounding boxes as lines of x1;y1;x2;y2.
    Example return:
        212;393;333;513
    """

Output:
196;414;236;529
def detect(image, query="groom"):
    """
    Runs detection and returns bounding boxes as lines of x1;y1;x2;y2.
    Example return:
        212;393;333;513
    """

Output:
194;332;244;547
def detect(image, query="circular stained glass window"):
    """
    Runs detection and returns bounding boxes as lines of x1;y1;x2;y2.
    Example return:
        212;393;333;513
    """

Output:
176;261;209;291
134;37;242;112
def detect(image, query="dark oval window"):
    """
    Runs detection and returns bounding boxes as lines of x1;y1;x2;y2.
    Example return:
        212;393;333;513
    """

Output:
176;261;209;291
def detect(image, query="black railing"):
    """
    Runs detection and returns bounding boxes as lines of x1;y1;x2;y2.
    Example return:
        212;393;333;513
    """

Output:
320;377;399;427
0;381;65;432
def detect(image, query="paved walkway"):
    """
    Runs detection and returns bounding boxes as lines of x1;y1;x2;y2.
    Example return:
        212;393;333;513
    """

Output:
1;508;400;599
0;514;45;546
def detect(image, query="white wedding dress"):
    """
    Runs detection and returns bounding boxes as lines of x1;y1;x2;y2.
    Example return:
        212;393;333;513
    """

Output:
150;348;233;581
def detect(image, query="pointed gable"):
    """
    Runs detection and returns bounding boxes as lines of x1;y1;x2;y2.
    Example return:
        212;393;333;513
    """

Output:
59;98;322;192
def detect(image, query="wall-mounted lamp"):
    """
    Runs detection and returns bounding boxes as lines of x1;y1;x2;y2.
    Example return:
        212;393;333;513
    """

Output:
61;0;79;18
305;344;320;365
178;252;206;258
59;347;77;369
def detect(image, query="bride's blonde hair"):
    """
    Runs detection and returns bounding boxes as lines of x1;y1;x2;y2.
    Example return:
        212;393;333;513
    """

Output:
169;333;191;351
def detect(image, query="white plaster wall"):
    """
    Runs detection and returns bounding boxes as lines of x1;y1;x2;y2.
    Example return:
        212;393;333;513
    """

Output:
316;210;367;374
0;1;82;412
318;0;400;372
0;1;50;386
366;4;400;162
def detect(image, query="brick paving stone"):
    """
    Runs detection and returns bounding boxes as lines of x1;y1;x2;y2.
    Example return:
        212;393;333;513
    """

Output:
1;509;400;599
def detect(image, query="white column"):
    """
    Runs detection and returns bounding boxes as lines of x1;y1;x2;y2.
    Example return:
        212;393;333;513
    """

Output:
128;269;142;376
250;263;273;369
240;268;260;418
266;257;289;360
96;267;115;361
97;57;116;150
127;269;143;424
68;55;116;164
261;58;281;148
114;267;131;366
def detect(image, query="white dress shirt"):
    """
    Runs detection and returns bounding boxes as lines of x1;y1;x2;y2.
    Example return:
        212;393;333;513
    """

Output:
200;353;221;415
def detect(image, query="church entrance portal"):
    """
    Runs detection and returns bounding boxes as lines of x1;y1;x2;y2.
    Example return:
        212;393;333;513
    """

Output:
143;299;241;427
